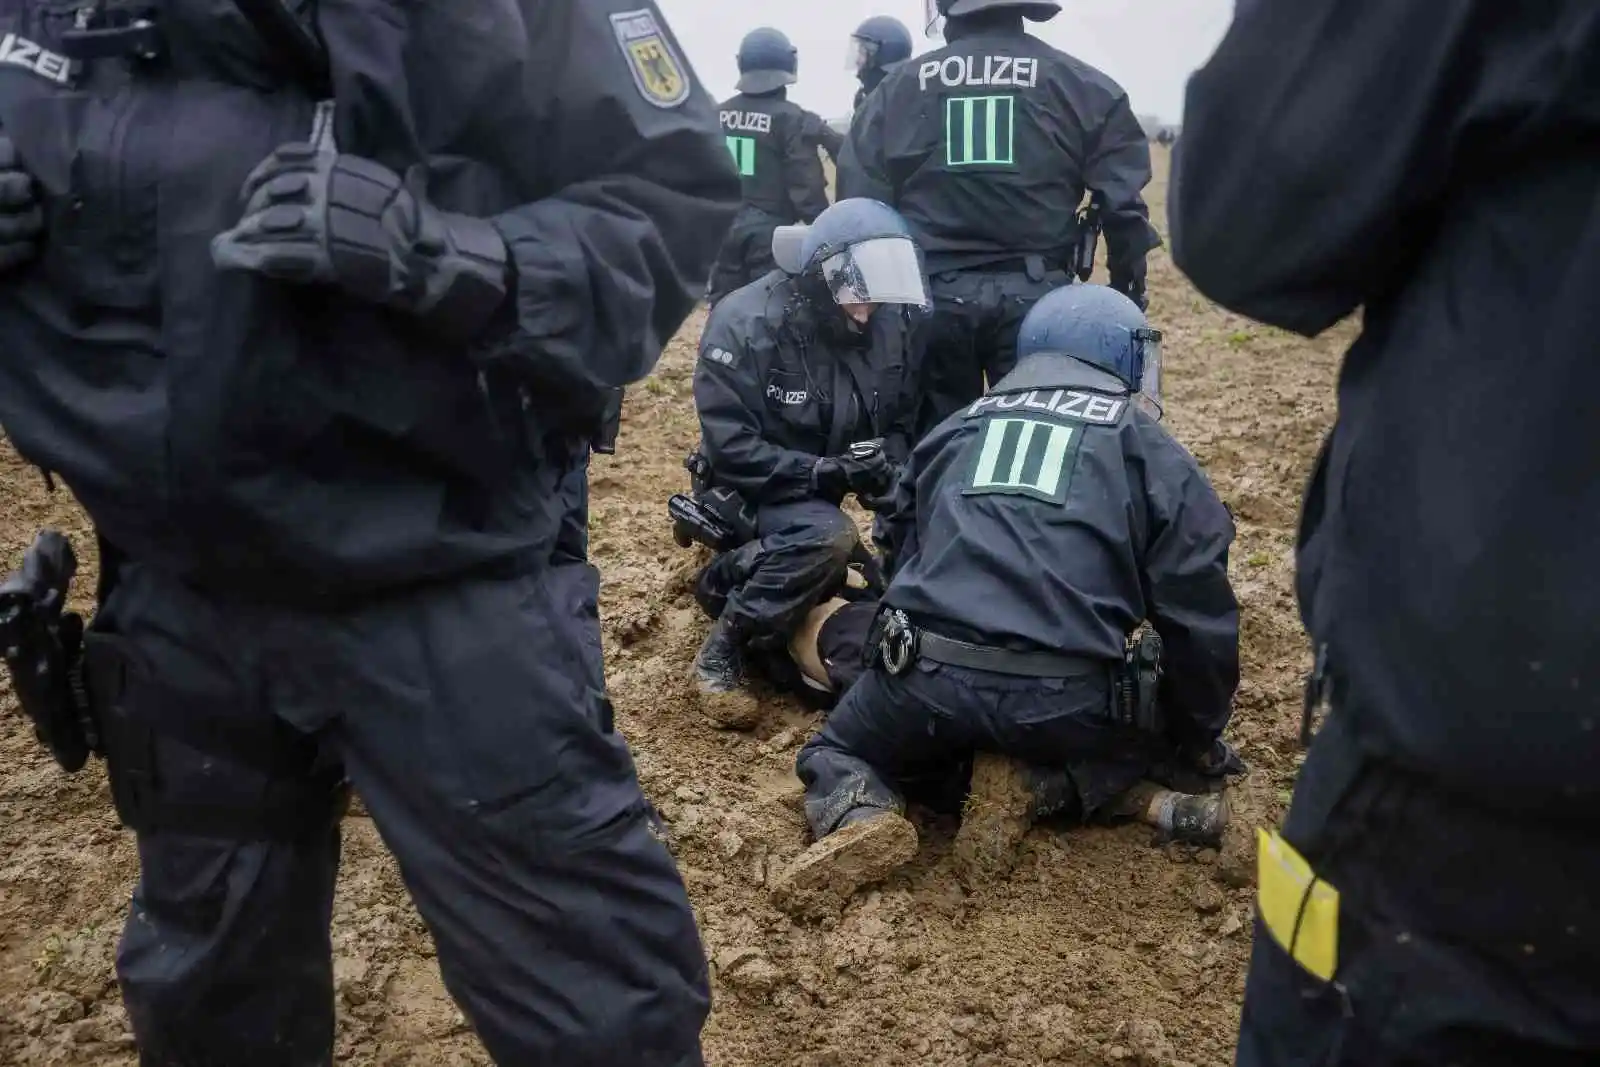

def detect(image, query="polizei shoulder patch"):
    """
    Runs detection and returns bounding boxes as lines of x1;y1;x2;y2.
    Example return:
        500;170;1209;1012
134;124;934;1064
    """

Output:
609;9;691;109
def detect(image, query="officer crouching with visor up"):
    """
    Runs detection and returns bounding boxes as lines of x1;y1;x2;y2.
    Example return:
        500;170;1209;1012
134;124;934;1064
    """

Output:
769;285;1245;917
680;198;925;730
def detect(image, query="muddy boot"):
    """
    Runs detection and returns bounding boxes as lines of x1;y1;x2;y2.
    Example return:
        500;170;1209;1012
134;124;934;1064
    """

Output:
952;754;1073;884
692;615;762;730
1158;790;1230;848
1104;781;1230;849
770;811;919;920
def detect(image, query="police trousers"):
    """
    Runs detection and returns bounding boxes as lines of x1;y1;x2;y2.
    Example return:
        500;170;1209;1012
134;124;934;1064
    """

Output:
1236;711;1600;1066
915;267;1072;437
91;483;709;1066
718;497;858;646
795;658;1156;838
706;206;785;305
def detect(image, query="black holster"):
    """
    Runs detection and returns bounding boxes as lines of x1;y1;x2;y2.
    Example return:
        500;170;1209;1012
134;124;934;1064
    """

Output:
673;450;758;552
1114;627;1164;735
0;531;99;772
591;388;624;455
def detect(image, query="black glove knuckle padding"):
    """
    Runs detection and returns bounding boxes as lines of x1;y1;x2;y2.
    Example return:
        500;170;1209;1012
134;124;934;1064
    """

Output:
0;135;19;170
263;172;311;203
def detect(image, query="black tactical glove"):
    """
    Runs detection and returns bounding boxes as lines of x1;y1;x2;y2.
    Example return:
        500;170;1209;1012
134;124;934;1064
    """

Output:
1110;260;1148;311
211;112;509;341
0;133;42;273
812;447;892;500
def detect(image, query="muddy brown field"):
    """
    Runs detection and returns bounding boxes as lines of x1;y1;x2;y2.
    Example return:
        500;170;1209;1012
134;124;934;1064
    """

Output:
0;149;1353;1065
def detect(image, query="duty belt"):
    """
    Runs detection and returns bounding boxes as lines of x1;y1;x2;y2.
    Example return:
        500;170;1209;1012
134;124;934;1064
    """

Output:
876;608;1101;678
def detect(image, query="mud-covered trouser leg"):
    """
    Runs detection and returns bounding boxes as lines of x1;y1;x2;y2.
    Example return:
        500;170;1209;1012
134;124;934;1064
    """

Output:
341;570;709;1065
796;665;976;837
719;499;857;645
93;565;348;1067
1235;712;1600;1067
99;564;709;1063
797;662;1156;838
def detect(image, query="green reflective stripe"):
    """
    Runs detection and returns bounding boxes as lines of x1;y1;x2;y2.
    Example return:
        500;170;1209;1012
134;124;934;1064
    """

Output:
945;95;1015;166
1033;419;1075;497
726;135;755;176
972;415;1013;485
965;417;1081;503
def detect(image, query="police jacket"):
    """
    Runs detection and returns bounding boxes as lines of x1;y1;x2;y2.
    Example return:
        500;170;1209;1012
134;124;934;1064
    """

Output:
1171;1;1600;811
0;0;738;603
719;90;841;224
693;272;916;507
879;355;1238;750
837;22;1159;277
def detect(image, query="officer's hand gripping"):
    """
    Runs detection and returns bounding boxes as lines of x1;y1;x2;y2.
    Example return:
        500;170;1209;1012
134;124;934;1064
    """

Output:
813;439;893;500
211;111;510;341
0;133;43;273
1110;261;1149;311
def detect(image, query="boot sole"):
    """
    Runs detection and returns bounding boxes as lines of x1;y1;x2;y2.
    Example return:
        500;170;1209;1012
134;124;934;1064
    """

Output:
693;679;764;730
953;753;1037;884
770;813;919;919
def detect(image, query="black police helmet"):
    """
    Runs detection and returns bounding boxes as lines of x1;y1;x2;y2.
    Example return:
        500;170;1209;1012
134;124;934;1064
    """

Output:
925;0;1061;36
851;16;913;70
736;27;798;94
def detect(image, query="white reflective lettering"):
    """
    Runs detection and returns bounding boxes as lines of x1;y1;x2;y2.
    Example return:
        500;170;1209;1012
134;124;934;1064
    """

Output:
1083;396;1121;422
918;54;1039;90
1022;389;1058;412
720;110;772;133
0;33;73;85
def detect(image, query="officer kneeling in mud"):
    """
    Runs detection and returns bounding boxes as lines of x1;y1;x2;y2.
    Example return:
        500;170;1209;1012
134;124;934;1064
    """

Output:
768;284;1245;916
680;198;924;729
0;1;738;1063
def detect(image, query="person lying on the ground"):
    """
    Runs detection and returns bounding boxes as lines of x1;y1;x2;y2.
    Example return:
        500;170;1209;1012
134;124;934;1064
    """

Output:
684;198;924;729
696;554;1244;869
689;540;882;705
768;283;1245;916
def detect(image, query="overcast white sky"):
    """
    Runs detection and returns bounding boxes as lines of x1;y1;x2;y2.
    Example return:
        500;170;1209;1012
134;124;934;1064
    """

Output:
656;0;1235;123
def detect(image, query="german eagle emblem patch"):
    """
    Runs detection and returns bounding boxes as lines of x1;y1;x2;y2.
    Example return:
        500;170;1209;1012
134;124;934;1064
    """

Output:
609;9;691;109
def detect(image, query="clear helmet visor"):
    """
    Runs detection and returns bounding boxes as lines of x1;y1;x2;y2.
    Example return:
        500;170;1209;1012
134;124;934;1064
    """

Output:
1134;328;1163;419
820;235;929;308
923;0;944;37
847;37;875;71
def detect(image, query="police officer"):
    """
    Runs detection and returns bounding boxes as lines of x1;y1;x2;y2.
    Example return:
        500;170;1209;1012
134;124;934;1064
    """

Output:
708;27;845;305
772;285;1242;914
0;0;737;1063
839;0;1161;438
690;198;926;728
848;15;913;113
1171;4;1600;1064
